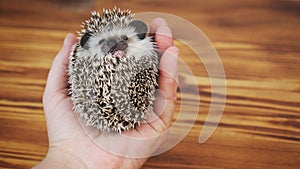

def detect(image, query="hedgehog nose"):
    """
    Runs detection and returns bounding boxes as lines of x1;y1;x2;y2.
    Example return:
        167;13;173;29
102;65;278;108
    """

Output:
114;40;128;51
109;40;128;54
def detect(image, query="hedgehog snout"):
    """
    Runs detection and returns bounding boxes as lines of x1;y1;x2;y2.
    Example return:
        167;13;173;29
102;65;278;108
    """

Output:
101;38;128;55
109;40;128;53
109;41;128;59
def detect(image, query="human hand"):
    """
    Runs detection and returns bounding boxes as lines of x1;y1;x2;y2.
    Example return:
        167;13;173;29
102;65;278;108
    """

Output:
33;18;179;169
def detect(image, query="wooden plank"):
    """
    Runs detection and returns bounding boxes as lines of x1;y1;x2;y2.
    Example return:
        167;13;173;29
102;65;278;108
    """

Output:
0;0;299;168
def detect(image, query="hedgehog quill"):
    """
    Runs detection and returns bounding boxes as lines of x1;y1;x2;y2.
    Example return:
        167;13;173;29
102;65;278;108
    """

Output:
68;8;159;133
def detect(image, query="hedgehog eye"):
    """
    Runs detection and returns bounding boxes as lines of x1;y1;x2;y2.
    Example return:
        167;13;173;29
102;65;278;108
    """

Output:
121;35;128;41
80;33;91;48
99;39;105;45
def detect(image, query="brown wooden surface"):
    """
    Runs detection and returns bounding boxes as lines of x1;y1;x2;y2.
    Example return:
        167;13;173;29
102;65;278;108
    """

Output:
1;0;300;168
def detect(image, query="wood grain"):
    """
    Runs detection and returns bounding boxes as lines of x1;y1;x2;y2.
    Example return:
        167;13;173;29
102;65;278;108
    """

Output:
0;0;300;168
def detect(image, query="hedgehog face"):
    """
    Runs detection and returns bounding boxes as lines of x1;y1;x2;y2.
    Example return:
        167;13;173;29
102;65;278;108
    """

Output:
80;20;153;60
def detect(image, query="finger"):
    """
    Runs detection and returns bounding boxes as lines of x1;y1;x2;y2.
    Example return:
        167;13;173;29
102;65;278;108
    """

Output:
159;100;176;128
155;25;174;51
147;46;178;132
44;33;77;98
150;18;168;33
148;100;176;133
158;46;179;100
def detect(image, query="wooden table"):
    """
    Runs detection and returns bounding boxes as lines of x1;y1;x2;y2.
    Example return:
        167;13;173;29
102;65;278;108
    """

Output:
1;0;299;168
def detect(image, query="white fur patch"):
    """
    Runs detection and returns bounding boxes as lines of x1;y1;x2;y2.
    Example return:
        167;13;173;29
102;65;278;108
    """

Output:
83;26;155;60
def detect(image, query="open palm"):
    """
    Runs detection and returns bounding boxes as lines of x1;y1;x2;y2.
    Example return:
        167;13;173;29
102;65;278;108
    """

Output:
34;18;178;169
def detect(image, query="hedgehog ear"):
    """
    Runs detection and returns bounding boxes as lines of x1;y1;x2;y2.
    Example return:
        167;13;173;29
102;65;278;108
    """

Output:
80;33;91;49
129;20;148;40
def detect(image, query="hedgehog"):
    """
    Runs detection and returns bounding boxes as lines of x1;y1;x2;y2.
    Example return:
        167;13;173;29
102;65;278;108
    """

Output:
68;7;159;133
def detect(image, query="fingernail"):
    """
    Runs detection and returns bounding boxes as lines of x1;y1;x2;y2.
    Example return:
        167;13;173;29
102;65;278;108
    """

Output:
153;18;167;26
156;25;172;38
168;46;179;56
62;34;70;50
150;18;168;33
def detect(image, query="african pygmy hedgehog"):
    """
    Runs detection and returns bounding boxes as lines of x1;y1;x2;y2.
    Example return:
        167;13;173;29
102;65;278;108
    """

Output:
68;7;159;133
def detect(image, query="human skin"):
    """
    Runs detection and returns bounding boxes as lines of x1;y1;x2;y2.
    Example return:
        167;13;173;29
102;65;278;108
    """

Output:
33;18;178;169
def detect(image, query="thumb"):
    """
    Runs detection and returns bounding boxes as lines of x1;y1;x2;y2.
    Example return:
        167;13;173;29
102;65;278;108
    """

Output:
43;33;77;103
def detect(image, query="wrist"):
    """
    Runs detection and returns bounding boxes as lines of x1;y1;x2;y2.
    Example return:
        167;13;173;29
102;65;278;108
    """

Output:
32;147;87;169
